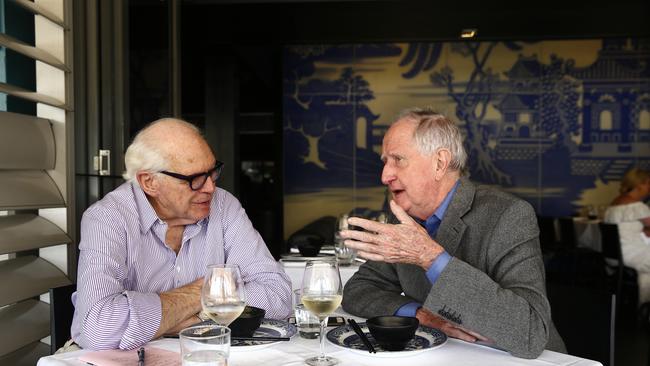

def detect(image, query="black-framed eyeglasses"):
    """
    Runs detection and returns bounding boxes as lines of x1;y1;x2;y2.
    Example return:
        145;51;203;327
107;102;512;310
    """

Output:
160;161;224;191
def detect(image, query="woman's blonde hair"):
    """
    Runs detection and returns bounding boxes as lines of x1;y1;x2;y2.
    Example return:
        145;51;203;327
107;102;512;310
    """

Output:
620;168;650;193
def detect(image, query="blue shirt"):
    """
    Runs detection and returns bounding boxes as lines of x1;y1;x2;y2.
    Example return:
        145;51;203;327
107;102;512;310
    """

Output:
395;180;459;317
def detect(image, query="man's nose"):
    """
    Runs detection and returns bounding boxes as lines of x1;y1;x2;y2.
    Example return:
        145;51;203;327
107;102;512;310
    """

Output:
381;165;395;185
201;176;217;193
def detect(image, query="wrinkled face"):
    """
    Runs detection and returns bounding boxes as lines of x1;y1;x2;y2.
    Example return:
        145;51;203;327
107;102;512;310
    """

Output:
381;120;440;220
153;141;217;225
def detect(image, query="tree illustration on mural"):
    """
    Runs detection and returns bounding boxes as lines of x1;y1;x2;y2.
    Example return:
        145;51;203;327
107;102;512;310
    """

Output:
537;55;580;151
430;42;512;185
284;65;380;190
401;41;579;185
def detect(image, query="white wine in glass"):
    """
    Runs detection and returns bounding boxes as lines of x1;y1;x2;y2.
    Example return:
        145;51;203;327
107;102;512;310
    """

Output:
202;264;247;326
301;259;343;366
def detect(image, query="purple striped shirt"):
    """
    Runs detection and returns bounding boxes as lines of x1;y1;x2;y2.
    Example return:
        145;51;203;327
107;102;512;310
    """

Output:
71;182;292;350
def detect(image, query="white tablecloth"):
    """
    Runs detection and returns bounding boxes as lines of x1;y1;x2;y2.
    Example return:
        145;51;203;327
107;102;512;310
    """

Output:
41;259;602;366
37;327;601;366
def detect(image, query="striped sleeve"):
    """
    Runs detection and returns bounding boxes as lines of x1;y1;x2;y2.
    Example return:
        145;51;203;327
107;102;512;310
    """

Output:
219;191;293;319
73;208;162;350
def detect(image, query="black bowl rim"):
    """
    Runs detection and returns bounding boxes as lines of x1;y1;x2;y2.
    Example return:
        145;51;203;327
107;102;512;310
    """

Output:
366;315;419;329
238;305;266;318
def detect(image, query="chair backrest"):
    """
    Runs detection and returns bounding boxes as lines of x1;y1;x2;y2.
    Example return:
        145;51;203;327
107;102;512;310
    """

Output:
547;283;615;366
557;217;577;248
599;223;623;263
49;283;76;354
537;216;558;252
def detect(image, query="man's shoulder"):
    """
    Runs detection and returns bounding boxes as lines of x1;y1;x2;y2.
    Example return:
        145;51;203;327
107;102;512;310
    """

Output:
84;182;138;218
462;180;533;215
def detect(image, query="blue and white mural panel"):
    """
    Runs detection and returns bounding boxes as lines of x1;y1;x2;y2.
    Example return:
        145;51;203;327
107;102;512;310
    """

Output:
283;39;650;238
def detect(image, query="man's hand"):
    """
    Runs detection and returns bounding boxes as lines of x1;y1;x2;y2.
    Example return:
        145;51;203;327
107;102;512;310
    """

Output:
416;307;487;343
155;277;204;338
340;200;444;270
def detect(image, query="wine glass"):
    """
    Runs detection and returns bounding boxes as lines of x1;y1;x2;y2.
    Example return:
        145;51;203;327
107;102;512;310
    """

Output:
201;264;247;326
301;259;343;366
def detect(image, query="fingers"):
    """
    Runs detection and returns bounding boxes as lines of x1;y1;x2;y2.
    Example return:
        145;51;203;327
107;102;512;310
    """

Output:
389;200;417;225
340;228;379;243
343;239;381;254
444;326;478;343
416;307;477;343
346;216;386;233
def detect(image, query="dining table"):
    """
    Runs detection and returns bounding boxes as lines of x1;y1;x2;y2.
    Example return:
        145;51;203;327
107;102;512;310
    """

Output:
37;308;602;366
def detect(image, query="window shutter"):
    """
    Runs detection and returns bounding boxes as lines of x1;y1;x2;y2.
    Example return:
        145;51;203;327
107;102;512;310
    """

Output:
0;0;73;364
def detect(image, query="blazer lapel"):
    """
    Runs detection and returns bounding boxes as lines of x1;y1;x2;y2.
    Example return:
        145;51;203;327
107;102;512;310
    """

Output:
435;178;474;255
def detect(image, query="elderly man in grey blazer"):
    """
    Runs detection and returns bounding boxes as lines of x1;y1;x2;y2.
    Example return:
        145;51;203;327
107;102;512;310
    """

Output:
340;107;566;359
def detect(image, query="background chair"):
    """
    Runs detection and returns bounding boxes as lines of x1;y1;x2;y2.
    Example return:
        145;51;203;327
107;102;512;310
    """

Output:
49;284;76;354
537;216;559;254
599;223;639;321
557;217;577;250
547;283;616;366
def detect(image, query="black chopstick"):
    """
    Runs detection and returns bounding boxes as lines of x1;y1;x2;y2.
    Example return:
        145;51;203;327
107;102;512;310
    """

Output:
232;336;290;342
348;319;376;353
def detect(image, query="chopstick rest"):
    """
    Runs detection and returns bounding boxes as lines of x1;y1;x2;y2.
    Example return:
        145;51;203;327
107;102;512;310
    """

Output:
348;319;376;353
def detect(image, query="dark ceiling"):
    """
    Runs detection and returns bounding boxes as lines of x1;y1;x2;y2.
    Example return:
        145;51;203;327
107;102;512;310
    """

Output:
178;0;650;44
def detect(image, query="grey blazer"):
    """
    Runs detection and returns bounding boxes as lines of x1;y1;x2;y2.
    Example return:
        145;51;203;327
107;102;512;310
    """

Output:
342;178;566;358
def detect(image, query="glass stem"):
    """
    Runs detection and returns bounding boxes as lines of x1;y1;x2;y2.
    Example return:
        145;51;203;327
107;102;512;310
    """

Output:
318;316;328;360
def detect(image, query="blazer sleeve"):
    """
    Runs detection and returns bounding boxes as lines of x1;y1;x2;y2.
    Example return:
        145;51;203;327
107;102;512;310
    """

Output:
342;260;417;317
424;199;551;358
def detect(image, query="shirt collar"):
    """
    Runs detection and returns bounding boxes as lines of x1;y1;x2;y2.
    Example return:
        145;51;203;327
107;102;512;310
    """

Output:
432;179;459;222
133;182;160;233
415;179;460;228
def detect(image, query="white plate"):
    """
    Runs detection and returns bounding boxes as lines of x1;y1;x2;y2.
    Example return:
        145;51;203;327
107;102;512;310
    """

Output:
230;319;297;351
326;323;447;358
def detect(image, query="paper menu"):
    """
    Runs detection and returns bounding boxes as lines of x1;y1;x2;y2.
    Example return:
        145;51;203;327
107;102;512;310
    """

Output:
78;347;180;366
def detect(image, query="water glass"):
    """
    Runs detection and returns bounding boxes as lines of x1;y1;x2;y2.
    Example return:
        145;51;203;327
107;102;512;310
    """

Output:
293;289;320;339
179;325;230;366
334;214;356;266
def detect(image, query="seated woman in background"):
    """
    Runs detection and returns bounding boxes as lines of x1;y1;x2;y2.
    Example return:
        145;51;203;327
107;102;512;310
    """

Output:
604;168;650;301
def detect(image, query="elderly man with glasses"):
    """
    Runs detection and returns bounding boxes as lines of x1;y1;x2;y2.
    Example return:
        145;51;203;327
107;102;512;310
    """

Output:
70;118;292;351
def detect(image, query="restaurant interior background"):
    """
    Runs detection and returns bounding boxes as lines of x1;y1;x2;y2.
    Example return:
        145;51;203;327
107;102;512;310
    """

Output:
0;0;649;365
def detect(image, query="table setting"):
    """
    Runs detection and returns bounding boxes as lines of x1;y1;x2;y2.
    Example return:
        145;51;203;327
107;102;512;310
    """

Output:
37;258;603;366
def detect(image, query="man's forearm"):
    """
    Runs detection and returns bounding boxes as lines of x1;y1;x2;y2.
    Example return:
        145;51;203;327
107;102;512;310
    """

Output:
154;278;202;339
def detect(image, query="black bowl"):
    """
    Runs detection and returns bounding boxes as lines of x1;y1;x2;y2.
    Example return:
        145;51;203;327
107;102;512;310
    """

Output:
366;316;419;351
229;306;266;337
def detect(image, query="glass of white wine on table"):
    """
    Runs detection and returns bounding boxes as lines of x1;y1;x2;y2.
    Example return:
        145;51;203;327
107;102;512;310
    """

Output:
201;264;247;326
301;259;343;366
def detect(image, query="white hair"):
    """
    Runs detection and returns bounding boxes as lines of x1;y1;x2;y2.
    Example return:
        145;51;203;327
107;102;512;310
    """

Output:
122;118;201;185
396;107;467;172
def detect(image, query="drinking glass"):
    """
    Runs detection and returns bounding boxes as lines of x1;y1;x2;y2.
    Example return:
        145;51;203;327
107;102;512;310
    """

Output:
293;289;320;339
201;264;247;326
179;325;230;366
334;214;356;265
301;259;343;366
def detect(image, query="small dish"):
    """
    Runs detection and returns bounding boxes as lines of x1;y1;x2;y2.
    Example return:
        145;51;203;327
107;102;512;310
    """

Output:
366;316;419;351
229;306;266;337
326;323;447;357
231;319;297;350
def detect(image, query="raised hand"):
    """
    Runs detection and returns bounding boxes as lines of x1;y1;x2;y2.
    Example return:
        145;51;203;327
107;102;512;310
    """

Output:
340;200;445;270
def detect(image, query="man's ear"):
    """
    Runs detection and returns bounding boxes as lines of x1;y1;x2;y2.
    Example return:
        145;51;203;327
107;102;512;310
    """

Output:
434;149;452;180
137;171;159;196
